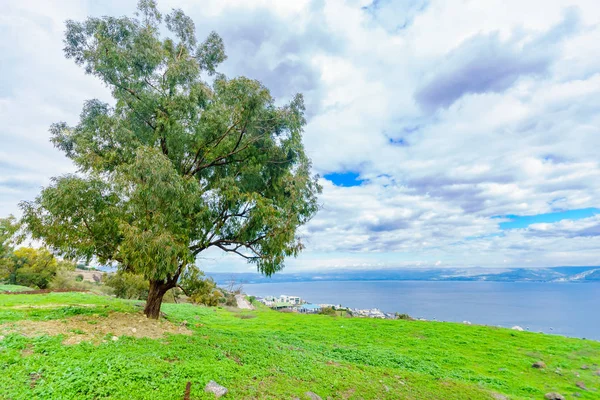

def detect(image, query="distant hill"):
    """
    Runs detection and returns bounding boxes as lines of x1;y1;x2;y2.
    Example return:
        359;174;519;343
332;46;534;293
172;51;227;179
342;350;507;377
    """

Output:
207;266;600;285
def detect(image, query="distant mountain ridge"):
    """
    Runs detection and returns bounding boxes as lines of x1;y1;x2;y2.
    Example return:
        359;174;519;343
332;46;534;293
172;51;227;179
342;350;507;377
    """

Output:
206;266;600;285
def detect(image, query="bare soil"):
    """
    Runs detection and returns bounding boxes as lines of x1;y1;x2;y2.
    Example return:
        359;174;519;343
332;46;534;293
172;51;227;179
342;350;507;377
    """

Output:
1;312;192;345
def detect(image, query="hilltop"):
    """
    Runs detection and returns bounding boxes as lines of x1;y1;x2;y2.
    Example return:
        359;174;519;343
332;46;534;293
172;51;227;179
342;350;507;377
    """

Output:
207;266;600;285
1;290;599;399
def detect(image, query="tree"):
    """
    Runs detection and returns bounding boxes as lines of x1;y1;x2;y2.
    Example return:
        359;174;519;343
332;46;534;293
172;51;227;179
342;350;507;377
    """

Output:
9;247;58;289
178;267;222;306
20;1;320;319
0;216;19;278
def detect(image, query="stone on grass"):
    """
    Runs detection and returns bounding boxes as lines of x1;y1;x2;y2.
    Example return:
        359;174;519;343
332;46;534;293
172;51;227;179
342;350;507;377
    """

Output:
111;336;119;341
575;381;587;390
305;391;322;400
532;361;546;369
511;326;524;331
491;393;509;400
204;381;228;398
544;393;565;400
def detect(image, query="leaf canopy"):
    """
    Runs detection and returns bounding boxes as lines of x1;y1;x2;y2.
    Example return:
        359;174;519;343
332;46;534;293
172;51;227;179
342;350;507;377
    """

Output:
21;1;320;284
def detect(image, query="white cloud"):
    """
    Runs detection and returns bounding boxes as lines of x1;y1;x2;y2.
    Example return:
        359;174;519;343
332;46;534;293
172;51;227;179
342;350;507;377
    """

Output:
2;0;600;271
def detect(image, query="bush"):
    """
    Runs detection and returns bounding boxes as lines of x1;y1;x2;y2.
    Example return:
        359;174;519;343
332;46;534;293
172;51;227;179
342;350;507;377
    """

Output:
319;307;337;316
48;269;91;291
105;272;149;300
395;313;414;320
179;267;223;306
7;248;58;289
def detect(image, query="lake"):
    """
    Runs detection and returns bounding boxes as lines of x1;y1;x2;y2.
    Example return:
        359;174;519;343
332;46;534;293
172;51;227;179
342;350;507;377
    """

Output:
243;281;600;340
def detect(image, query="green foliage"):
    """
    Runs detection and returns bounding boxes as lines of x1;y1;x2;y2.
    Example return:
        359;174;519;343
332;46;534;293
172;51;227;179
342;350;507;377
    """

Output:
105;272;149;300
19;0;320;316
319;306;337;316
3;247;59;289
178;267;221;306
0;216;20;279
0;284;33;292
395;312;414;320
47;268;89;291
1;292;600;399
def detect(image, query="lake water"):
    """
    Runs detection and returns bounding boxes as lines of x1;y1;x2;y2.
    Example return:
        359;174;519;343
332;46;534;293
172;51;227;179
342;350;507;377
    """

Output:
244;281;600;340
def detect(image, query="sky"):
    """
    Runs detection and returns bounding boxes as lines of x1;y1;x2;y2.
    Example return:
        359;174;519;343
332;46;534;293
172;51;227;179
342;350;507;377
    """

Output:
2;0;600;272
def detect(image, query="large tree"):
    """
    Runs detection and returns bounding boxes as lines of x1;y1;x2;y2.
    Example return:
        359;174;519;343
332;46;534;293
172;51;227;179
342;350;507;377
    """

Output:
21;1;320;318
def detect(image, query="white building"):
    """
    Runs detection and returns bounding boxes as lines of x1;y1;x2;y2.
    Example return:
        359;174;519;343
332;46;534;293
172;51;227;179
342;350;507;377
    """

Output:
279;295;302;305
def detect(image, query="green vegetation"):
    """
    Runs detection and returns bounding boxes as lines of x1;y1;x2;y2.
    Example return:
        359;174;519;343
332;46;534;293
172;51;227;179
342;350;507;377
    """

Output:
105;272;150;300
1;292;598;399
0;284;33;293
19;0;320;319
0;247;75;290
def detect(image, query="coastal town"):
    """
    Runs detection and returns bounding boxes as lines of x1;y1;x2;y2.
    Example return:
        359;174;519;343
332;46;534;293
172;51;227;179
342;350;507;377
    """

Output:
253;294;399;319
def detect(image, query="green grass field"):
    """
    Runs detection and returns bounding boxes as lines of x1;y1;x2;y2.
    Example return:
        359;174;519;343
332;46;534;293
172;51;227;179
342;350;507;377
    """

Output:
0;284;34;293
0;291;598;399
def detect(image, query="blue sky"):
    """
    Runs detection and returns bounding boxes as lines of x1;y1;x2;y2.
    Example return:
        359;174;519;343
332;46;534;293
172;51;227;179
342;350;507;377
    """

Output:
2;0;600;271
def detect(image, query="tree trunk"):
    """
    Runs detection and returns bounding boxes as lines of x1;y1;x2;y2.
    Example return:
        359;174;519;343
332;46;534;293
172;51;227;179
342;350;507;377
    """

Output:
144;280;171;319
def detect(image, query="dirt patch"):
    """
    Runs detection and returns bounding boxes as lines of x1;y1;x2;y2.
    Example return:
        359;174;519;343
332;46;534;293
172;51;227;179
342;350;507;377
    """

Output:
29;372;41;389
235;294;254;310
5;312;192;345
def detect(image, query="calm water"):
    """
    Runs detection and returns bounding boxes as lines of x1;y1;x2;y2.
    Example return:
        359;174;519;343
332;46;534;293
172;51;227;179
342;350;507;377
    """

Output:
244;281;600;340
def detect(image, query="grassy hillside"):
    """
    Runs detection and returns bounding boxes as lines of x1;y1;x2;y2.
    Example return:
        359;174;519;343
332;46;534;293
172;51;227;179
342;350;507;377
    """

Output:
0;292;598;399
0;284;34;293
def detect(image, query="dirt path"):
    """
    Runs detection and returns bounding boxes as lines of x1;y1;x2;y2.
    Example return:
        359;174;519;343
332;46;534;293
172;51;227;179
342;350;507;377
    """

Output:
235;294;254;310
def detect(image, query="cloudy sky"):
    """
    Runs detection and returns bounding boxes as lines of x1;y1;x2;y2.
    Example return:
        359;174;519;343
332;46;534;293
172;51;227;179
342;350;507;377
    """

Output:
2;0;600;272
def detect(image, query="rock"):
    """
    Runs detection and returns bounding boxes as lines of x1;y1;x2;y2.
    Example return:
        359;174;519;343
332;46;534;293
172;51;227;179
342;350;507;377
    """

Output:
204;381;228;398
305;391;322;400
511;326;524;331
544;393;565;400
575;381;587;390
595;370;600;376
463;321;472;325
111;336;119;341
554;368;562;375
581;365;589;370
181;320;188;327
131;328;137;333
532;361;546;369
491;393;509;400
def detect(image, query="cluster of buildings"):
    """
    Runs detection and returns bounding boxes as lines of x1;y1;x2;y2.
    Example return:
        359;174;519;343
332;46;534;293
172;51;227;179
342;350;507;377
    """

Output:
254;294;397;319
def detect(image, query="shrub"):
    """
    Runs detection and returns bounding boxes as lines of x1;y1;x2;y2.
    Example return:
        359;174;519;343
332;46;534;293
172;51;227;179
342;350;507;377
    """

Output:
179;267;223;306
9;248;58;289
105;272;149;300
48;269;90;290
395;313;414;320
319;307;337;316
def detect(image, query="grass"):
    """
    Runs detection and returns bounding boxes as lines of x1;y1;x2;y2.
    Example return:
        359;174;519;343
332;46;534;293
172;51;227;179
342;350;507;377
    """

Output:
0;292;599;399
0;284;34;292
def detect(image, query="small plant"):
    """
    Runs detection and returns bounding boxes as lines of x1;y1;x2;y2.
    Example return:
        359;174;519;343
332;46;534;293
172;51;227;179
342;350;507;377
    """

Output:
319;307;337;316
395;313;414;320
